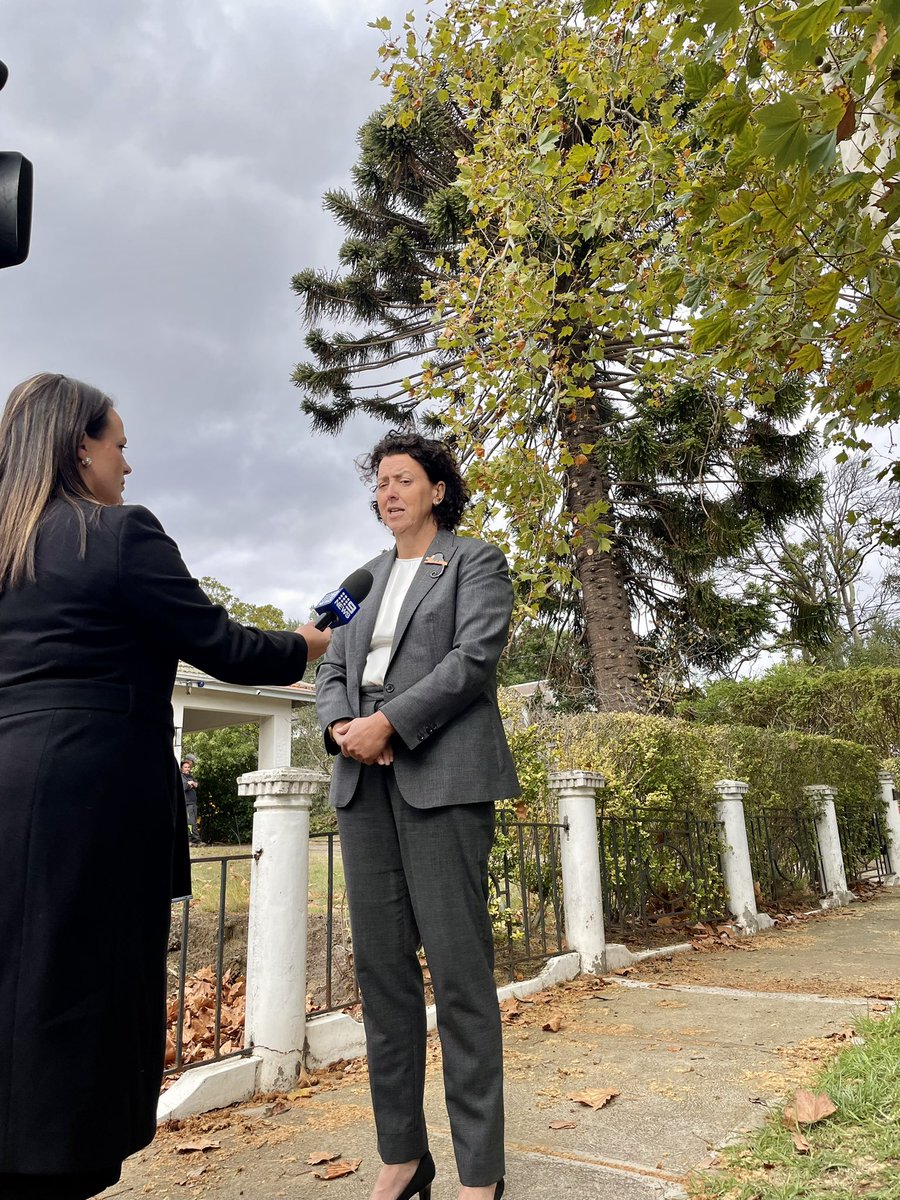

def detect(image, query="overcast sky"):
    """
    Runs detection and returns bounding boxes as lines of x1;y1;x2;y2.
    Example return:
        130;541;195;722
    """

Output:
0;0;414;621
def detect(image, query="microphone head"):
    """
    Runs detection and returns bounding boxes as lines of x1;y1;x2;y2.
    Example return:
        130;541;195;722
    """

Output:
313;567;375;630
340;567;374;603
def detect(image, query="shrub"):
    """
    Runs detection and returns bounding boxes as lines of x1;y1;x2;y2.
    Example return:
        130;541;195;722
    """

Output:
183;724;258;844
680;663;900;758
498;704;884;821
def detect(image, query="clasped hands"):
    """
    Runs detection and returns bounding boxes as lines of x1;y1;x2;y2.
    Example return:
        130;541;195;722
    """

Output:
332;711;394;766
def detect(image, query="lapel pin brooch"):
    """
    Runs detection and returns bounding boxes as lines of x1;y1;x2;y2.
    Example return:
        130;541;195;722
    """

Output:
424;553;449;576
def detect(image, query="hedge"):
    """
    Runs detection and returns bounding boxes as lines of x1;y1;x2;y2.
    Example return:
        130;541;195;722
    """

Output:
678;665;900;758
502;704;883;821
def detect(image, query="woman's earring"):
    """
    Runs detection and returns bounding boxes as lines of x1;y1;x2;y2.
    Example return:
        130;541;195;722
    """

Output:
80;456;92;467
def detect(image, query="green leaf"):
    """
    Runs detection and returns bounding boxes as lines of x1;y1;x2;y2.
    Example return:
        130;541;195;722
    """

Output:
788;342;824;373
583;0;605;14
870;347;900;389
683;61;726;102
691;309;734;353
822;172;873;203
537;126;560;155
804;272;842;320
772;0;843;43
703;95;753;135
757;96;809;170
368;15;392;30
698;0;742;32
806;129;836;174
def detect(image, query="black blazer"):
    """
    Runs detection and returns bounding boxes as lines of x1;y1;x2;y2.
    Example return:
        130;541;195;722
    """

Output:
0;499;308;1176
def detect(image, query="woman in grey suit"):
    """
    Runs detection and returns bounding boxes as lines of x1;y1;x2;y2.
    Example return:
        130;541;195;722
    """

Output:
317;431;520;1200
0;373;330;1200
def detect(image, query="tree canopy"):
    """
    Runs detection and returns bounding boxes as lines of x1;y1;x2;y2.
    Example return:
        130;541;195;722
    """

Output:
293;0;841;708
376;0;899;470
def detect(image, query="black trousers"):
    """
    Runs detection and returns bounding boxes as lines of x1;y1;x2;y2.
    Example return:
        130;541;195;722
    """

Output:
0;1166;121;1199
337;762;504;1187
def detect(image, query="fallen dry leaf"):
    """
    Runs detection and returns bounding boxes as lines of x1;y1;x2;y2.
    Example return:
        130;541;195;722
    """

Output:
307;1151;340;1165
175;1139;220;1154
314;1158;362;1180
567;1088;620;1110
791;1131;811;1154
542;1014;564;1033
791;1090;837;1125
549;1119;577;1130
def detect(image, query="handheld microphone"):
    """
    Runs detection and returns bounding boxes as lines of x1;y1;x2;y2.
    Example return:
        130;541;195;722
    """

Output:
314;567;374;630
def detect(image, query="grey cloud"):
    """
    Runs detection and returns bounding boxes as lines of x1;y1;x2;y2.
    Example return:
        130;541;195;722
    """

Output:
0;0;413;618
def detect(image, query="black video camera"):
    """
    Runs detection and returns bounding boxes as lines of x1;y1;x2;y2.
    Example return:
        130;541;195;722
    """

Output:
0;60;33;270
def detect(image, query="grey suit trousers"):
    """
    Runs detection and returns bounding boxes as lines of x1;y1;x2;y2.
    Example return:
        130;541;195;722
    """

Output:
337;745;504;1186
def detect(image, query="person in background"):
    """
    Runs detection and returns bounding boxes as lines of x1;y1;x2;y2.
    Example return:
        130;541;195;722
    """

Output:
317;430;519;1200
0;373;331;1200
181;758;201;845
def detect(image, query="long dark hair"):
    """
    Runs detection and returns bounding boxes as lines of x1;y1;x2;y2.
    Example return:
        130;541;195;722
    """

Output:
357;430;469;530
0;373;112;591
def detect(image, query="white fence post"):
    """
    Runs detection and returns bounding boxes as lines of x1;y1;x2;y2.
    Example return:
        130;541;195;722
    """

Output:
804;784;854;907
714;780;773;934
239;767;328;1092
548;770;607;974
878;771;900;884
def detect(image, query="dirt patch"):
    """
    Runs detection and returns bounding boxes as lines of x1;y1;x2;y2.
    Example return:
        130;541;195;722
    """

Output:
167;909;354;1010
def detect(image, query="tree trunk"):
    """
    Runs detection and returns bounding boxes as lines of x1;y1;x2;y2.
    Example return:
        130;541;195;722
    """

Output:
562;403;645;712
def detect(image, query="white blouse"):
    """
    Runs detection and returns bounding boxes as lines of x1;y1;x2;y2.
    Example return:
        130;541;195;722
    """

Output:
360;556;423;687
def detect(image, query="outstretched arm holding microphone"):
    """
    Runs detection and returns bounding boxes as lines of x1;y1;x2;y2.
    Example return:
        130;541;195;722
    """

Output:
0;373;332;1200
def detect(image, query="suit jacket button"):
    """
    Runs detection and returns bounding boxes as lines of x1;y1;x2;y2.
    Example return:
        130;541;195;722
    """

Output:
384;683;395;693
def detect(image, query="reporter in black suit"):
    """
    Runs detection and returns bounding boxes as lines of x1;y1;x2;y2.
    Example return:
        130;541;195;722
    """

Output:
0;373;330;1200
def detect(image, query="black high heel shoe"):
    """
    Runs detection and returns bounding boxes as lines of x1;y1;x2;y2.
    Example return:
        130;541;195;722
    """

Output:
494;1180;505;1199
394;1151;435;1200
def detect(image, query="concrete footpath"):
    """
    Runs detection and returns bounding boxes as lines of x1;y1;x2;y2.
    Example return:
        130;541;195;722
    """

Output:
104;889;900;1200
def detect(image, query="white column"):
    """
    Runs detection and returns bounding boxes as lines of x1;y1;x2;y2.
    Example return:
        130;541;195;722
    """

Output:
239;767;328;1092
172;694;185;763
257;708;292;770
548;770;606;974
715;780;773;934
878;772;900;883
805;785;854;907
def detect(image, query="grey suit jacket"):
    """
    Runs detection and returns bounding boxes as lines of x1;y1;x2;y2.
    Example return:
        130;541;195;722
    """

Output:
316;529;521;808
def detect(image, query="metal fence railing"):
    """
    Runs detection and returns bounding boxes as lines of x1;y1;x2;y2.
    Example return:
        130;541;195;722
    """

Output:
597;808;727;931
306;817;571;1011
837;805;892;886
744;807;826;909
307;830;357;1015
165;852;252;1077
491;811;567;980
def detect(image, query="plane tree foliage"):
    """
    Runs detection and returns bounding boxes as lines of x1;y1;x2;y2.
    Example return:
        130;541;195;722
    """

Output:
291;0;887;708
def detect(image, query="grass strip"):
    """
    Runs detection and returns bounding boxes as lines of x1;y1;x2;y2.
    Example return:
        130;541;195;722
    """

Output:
689;1005;900;1200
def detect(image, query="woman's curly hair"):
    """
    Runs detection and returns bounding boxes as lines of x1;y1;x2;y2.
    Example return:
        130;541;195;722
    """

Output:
357;430;469;531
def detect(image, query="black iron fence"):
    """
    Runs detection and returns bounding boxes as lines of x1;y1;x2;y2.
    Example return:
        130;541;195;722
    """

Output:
597;808;727;931
307;830;356;1015
490;811;567;980
165;852;252;1077
744;807;826;909
306;817;570;1012
166;795;896;1068
837;805;892;885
